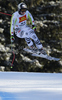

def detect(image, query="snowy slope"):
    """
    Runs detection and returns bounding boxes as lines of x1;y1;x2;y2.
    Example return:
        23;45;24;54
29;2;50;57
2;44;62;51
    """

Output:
0;72;62;100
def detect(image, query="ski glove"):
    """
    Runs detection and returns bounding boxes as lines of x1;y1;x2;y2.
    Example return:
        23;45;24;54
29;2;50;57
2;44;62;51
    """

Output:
10;35;15;43
32;25;36;32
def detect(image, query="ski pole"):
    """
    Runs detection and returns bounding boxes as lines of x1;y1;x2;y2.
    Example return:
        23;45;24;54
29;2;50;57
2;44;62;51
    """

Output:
11;42;15;68
0;11;12;16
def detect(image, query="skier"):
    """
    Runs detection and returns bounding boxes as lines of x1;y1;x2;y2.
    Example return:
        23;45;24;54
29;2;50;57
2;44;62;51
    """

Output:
10;2;46;54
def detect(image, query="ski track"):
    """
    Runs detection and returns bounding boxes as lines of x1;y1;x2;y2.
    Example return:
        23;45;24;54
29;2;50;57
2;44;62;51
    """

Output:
0;72;62;100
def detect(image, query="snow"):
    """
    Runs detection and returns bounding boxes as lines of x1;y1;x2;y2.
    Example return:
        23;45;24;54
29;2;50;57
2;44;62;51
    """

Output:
0;72;62;100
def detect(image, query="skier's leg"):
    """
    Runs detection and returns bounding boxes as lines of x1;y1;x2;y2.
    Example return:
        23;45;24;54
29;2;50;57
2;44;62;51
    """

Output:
25;37;38;50
15;28;34;49
25;37;33;47
29;31;46;54
24;28;43;49
15;27;42;49
30;32;43;49
15;27;46;54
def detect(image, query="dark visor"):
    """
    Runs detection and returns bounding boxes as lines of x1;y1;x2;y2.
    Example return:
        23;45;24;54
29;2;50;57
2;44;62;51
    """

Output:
21;9;26;12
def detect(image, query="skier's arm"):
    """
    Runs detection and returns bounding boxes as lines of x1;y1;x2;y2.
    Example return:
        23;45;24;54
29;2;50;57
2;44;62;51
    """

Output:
10;13;17;42
10;14;14;35
27;11;36;31
27;11;34;25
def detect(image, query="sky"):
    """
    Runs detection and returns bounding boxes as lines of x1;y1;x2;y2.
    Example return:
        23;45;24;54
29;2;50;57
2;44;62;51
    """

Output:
0;72;62;100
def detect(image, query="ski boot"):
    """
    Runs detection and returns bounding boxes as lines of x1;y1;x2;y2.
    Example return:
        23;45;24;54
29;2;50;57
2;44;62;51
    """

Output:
29;45;38;53
39;48;46;55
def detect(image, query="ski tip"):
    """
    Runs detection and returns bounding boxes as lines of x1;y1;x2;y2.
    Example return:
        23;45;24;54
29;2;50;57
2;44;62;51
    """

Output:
54;57;61;61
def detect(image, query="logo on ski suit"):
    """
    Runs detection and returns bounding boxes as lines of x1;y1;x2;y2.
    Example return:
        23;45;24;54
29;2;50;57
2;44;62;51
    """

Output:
19;15;27;23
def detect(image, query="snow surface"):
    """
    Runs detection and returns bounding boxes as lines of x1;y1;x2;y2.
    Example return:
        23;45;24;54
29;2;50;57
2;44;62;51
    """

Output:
0;72;62;100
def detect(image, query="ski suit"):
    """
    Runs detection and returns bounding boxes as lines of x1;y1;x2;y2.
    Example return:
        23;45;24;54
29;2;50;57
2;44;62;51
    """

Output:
10;10;43;49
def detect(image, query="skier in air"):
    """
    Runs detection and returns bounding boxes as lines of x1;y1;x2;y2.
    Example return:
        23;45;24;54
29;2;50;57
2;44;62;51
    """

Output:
10;2;46;54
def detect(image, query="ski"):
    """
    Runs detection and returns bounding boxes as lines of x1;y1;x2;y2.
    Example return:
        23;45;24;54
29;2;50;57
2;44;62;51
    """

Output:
23;48;60;61
31;53;60;61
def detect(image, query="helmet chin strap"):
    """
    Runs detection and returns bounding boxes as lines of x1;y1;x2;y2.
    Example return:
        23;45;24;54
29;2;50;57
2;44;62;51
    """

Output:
19;10;25;15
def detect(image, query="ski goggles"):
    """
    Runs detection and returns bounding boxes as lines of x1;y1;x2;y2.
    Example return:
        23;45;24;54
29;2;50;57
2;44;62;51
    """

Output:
21;9;26;12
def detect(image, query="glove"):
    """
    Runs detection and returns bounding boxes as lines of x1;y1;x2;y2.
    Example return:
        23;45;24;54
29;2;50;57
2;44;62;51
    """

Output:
32;25;36;31
10;35;15;43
